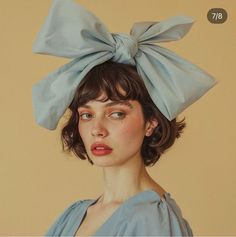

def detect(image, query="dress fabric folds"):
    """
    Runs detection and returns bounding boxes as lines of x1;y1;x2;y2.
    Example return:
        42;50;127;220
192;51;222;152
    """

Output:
45;189;193;236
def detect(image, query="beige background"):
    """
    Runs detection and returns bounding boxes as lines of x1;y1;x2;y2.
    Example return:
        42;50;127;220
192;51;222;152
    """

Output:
0;0;235;236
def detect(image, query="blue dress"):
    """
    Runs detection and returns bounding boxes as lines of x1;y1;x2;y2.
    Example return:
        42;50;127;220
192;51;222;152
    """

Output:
45;189;193;236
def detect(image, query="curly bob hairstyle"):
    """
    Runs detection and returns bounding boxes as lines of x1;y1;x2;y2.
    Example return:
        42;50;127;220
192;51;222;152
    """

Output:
61;60;186;167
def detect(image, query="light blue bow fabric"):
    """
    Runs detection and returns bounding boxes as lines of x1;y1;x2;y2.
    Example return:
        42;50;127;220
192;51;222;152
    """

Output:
32;0;217;130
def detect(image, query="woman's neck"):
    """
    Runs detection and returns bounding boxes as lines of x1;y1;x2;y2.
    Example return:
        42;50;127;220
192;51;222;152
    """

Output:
98;158;161;206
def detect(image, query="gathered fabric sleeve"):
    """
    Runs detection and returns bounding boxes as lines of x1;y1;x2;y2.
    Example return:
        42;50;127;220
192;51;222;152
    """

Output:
155;194;193;236
44;200;82;236
114;193;193;236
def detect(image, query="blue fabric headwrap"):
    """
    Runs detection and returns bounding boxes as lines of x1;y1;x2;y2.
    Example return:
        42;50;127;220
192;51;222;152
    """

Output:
32;0;217;130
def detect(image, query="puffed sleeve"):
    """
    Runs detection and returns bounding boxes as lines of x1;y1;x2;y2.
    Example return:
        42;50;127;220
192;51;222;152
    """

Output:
156;194;193;236
44;200;82;236
117;193;193;236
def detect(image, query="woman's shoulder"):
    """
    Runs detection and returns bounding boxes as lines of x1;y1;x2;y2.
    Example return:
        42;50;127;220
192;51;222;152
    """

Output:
124;191;193;236
158;192;193;235
44;198;89;236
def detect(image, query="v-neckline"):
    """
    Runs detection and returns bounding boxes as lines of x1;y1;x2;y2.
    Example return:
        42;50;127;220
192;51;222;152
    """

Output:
74;189;169;236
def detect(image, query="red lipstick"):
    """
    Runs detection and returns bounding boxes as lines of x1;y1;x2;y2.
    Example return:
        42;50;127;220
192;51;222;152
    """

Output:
91;143;113;156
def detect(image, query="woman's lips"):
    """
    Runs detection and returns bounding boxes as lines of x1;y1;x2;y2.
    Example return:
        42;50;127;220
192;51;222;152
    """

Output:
91;143;113;156
91;149;113;156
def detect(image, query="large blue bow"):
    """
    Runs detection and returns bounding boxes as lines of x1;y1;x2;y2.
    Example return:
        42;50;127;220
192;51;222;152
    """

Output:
32;0;217;130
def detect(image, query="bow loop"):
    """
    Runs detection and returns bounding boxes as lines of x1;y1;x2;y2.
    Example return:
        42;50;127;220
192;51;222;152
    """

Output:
131;16;195;44
111;33;138;65
32;0;115;59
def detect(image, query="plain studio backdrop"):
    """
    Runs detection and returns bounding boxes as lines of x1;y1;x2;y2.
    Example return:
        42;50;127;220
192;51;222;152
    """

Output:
0;0;235;236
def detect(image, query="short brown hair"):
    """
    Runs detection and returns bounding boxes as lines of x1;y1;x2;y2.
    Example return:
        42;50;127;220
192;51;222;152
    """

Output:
61;60;186;166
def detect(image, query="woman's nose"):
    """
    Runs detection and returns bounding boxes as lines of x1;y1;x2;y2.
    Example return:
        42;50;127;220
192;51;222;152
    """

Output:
91;121;108;137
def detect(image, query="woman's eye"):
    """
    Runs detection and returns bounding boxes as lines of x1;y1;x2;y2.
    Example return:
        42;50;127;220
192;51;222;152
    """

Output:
79;111;126;120
110;112;126;119
79;113;93;120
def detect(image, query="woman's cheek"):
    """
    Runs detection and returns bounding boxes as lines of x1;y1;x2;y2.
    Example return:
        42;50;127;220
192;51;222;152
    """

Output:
119;120;141;139
78;122;87;140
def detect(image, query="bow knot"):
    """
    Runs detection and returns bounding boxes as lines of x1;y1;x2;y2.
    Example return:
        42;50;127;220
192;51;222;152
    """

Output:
112;33;138;64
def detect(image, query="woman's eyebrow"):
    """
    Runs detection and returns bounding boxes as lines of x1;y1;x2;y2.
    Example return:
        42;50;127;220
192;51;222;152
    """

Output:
80;101;133;109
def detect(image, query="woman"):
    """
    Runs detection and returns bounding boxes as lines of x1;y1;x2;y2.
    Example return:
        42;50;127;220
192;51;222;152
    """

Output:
31;0;217;236
46;61;192;236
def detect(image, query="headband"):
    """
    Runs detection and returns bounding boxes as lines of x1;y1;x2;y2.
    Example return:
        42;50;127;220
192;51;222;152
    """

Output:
32;0;217;130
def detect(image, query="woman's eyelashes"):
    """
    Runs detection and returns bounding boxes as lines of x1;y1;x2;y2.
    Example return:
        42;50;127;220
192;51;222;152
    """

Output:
78;110;126;121
79;112;93;120
109;111;126;119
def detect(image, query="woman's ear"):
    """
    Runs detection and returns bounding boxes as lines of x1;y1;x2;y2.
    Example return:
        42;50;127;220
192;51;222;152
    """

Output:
145;118;158;137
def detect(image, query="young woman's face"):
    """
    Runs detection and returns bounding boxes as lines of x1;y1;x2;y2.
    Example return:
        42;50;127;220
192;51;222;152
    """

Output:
77;93;152;167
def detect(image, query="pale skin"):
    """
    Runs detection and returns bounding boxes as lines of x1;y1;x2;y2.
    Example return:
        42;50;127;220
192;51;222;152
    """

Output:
76;92;167;236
